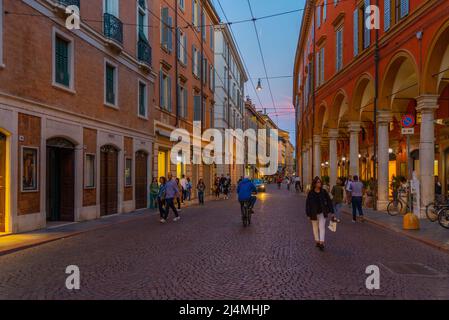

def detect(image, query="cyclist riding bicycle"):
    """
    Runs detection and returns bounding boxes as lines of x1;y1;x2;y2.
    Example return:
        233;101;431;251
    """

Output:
237;177;257;213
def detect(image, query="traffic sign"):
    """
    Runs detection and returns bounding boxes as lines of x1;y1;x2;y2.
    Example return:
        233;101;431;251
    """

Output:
401;114;415;128
402;128;415;135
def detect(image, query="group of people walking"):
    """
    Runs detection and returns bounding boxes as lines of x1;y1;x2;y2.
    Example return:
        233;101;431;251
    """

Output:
148;173;207;223
305;175;365;251
213;174;232;200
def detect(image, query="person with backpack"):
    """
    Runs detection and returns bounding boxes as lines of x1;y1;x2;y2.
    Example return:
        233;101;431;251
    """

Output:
197;178;206;205
305;176;335;251
331;178;344;223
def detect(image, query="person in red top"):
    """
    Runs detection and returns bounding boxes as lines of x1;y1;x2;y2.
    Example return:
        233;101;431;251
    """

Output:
277;176;283;189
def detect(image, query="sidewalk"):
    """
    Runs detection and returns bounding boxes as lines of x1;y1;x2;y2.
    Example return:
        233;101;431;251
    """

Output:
341;205;449;252
0;195;217;257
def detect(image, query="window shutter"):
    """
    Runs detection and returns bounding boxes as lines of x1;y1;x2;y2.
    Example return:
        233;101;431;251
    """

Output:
353;9;358;56
55;37;69;86
192;0;195;25
167;75;172;112
161;8;168;46
105;0;119;17
159;71;164;108
400;0;409;18
316;51;320;87
192;45;195;74
364;0;371;49
176;30;180;60
183;35;187;64
168;16;173;52
316;6;321;28
384;0;390;31
183;88;188;118
194;96;201;121
320;47;325;84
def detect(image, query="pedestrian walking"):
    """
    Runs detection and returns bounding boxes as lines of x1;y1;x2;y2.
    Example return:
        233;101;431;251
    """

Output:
213;176;220;199
331;178;344;223
349;175;364;222
277;176;283;189
223;176;230;200
175;177;182;211
149;177;159;209
180;175;188;203
197;178;206;205
164;173;180;222
157;177;167;223
186;177;192;201
345;175;353;205
306;176;334;251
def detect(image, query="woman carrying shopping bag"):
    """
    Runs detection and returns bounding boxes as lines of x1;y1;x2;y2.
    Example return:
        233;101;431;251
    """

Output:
305;176;335;251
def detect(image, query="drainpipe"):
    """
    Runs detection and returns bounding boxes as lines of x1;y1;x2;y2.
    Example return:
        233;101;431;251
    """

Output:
175;0;179;127
373;0;380;210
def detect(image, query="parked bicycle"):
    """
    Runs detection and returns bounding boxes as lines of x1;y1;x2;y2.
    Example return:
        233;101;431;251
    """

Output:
437;207;449;229
387;191;411;216
425;198;449;222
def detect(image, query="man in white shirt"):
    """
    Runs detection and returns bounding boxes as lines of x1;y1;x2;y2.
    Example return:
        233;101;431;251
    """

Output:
180;175;187;203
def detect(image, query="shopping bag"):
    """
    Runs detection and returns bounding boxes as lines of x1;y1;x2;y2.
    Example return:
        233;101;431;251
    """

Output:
328;220;337;232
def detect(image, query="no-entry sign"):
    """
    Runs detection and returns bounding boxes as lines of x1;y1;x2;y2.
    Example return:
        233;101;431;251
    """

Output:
401;114;415;128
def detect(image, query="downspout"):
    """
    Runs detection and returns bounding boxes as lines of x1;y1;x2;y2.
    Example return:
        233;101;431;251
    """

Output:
373;0;380;210
175;0;179;127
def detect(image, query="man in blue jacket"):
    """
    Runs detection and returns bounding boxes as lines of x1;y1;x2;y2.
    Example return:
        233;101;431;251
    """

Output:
237;177;257;213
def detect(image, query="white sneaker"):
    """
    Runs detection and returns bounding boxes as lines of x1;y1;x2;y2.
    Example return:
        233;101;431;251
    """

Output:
160;218;166;223
173;217;181;222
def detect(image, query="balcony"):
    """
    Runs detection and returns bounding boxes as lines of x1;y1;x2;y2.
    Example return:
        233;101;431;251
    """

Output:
138;38;152;71
103;13;123;52
51;0;80;17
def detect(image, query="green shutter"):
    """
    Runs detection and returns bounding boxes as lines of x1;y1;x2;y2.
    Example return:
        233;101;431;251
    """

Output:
55;37;69;86
106;65;115;104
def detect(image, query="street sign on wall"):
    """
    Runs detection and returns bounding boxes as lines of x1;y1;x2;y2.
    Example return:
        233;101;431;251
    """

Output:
401;128;415;135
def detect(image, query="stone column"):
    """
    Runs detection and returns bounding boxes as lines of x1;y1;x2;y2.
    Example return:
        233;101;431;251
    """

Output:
417;95;439;217
313;135;322;178
328;129;339;188
348;122;361;177
377;112;392;210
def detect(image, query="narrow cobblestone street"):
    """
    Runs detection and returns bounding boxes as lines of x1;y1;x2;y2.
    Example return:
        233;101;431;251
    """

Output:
1;185;448;300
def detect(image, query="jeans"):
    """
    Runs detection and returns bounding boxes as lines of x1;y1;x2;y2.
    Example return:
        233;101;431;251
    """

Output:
198;191;204;204
176;197;181;209
149;193;158;209
334;202;342;219
351;196;364;220
164;198;179;219
311;213;326;242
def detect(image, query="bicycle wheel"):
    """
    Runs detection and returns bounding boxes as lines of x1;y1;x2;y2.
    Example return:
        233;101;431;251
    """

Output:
426;202;439;222
387;200;402;216
438;208;449;229
242;205;248;227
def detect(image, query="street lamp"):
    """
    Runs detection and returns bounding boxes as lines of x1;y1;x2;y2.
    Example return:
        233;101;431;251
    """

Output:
256;78;262;91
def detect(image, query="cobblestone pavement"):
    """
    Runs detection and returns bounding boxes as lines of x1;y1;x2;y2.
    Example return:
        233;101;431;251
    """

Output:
1;185;449;300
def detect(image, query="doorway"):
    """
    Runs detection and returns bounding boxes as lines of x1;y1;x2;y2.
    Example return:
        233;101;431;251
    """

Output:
46;138;75;222
135;151;148;210
100;145;118;216
0;133;6;232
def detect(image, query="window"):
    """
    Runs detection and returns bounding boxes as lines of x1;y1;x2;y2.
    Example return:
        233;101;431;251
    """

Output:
105;62;118;106
385;0;409;31
84;154;95;188
323;0;327;21
178;84;188;118
125;158;132;186
177;30;187;65
210;25;214;51
335;27;343;72
363;0;371;49
192;46;200;77
193;95;201;121
202;58;208;85
159;70;172;111
137;0;148;40
397;0;409;21
201;10;206;40
192;0;199;28
316;48;325;87
21;147;39;192
53;30;74;90
138;81;147;118
209;65;215;91
316;5;321;28
179;0;185;11
161;7;173;52
105;0;119;17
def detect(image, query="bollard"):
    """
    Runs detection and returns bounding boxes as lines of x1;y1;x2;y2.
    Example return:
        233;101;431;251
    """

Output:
403;212;420;230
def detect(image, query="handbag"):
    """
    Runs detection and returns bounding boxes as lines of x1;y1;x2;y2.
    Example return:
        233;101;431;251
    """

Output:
328;220;337;232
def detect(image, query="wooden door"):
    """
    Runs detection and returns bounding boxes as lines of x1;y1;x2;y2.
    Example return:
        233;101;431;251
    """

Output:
60;148;75;221
0;133;6;232
135;151;148;209
100;146;118;216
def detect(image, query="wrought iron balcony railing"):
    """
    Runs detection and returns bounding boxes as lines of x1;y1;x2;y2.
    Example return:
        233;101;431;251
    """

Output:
57;0;80;7
103;13;123;46
138;38;152;67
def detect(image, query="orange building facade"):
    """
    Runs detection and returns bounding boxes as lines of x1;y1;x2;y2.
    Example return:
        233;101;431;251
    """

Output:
294;0;449;214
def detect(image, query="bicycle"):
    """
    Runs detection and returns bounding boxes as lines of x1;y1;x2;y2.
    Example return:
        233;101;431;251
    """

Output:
241;200;252;227
437;207;449;229
425;198;448;222
387;191;411;216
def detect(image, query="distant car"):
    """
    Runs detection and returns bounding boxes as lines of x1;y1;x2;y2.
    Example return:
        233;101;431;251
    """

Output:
252;179;266;192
